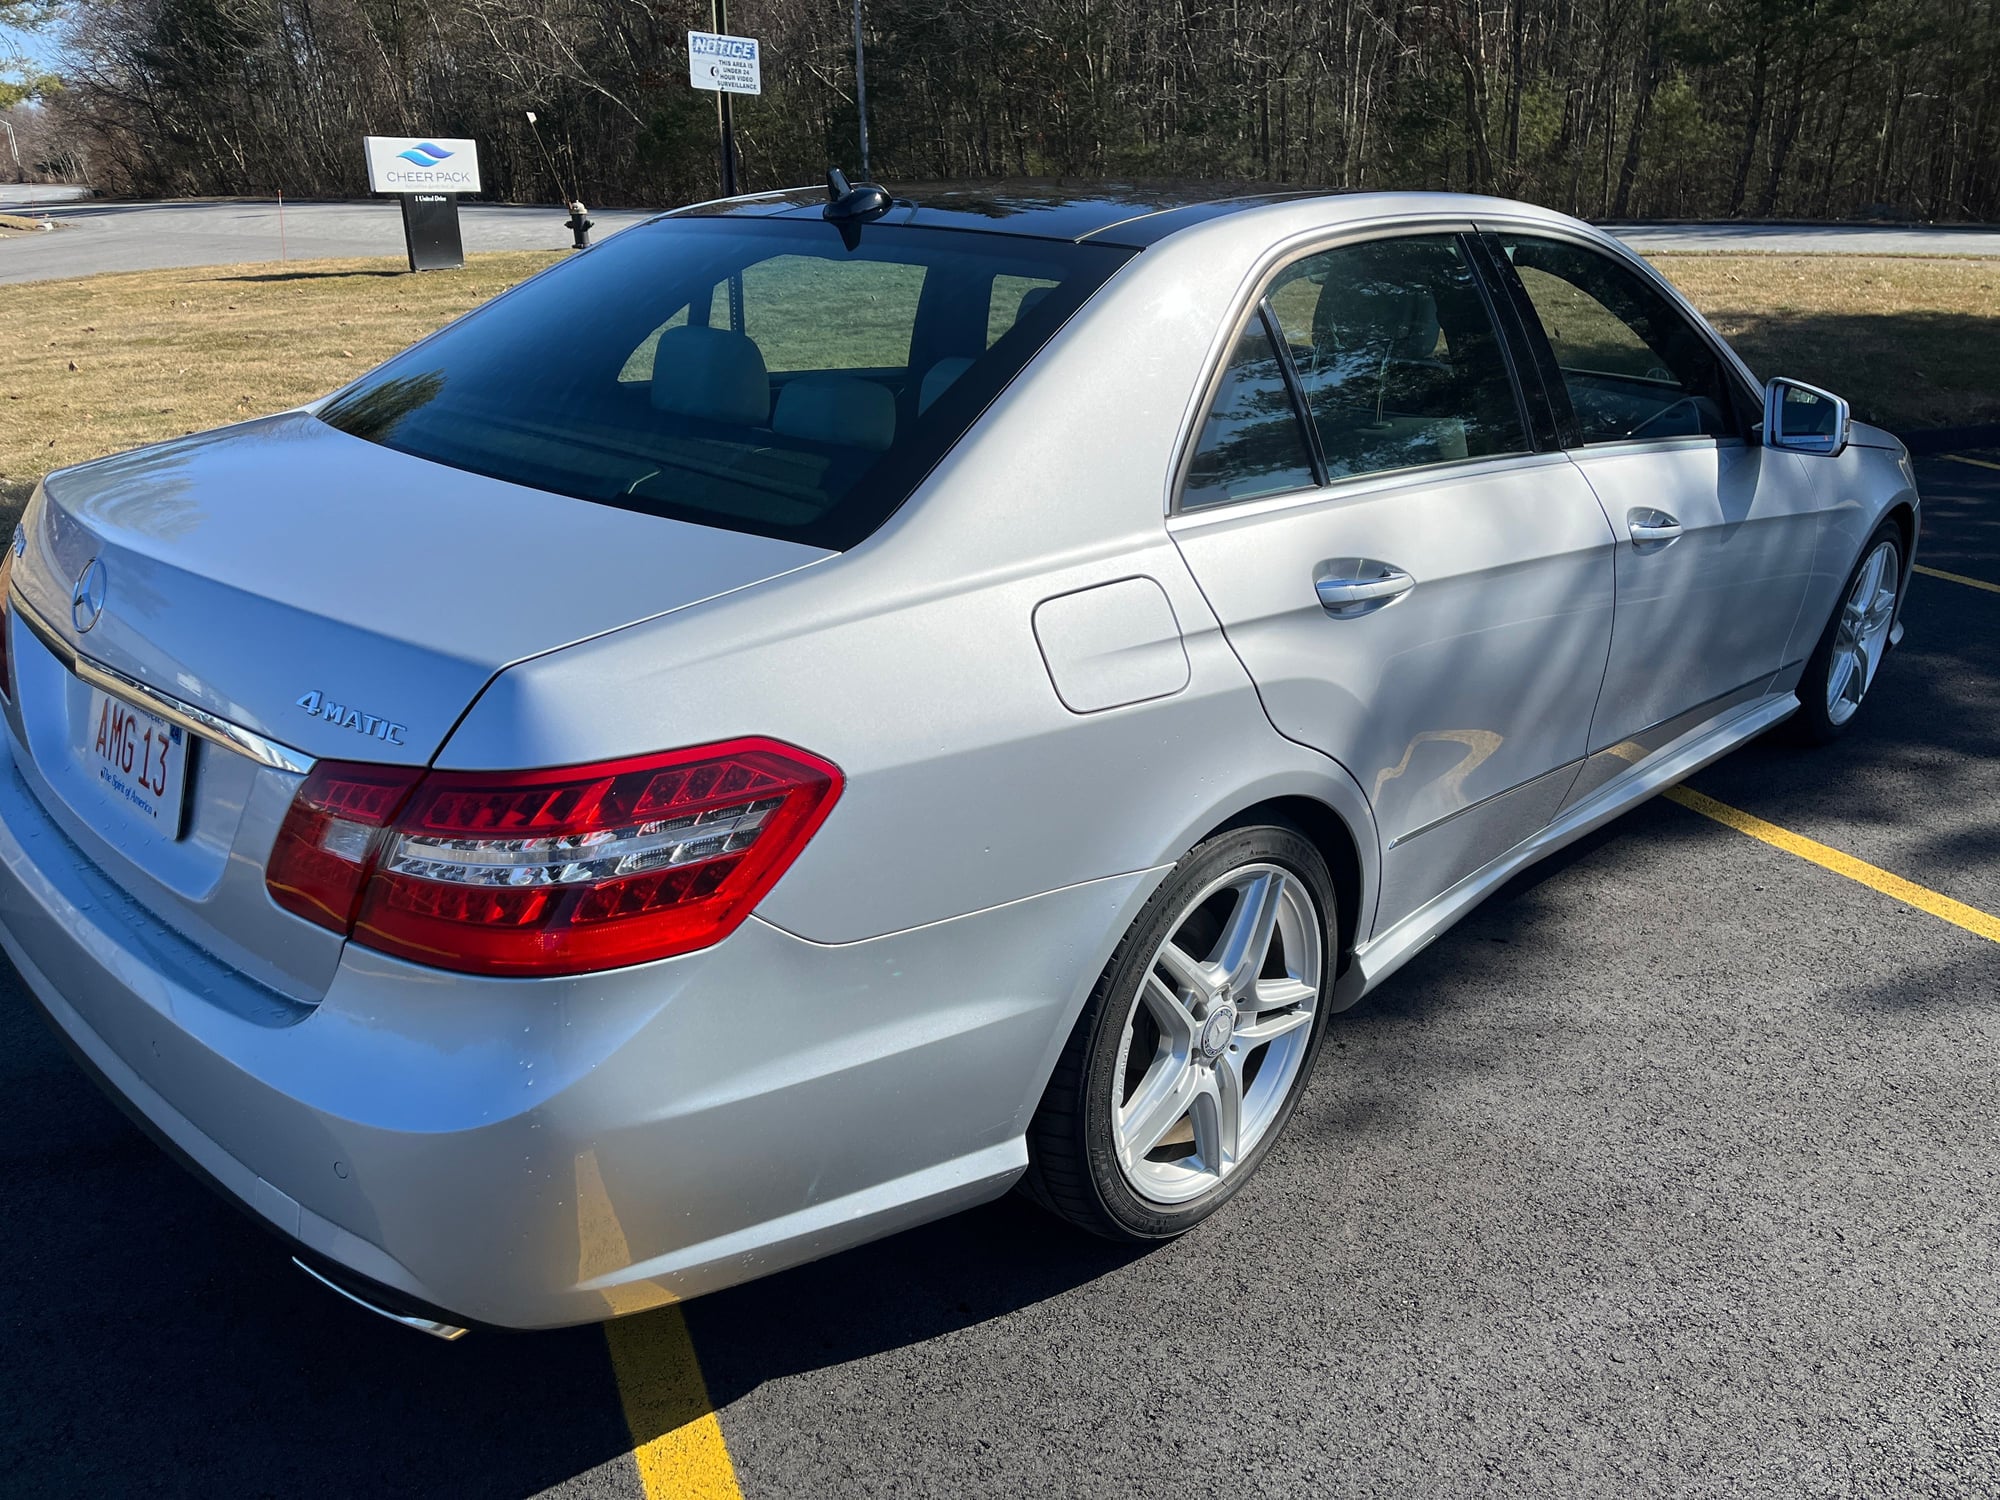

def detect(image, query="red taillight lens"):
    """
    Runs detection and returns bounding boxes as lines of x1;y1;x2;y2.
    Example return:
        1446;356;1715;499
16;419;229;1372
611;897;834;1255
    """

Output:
266;760;425;931
266;739;841;977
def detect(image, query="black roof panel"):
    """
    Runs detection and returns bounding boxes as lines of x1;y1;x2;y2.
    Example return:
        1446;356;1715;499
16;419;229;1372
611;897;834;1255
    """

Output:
669;181;1337;248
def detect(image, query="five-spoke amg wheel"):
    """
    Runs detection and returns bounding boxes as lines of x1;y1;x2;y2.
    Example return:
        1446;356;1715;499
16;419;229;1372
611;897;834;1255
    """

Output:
1024;823;1335;1240
1795;520;1905;743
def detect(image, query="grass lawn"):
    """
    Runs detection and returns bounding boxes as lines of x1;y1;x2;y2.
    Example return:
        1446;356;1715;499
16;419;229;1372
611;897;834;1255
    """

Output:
1;248;1995;511
0;252;554;509
1652;253;2000;431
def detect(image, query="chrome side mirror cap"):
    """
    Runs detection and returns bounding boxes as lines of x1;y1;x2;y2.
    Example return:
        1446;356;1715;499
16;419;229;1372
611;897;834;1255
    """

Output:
1764;377;1850;457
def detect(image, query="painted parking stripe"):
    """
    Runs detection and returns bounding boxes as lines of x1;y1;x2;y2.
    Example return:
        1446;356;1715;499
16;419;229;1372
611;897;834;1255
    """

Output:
1913;563;2000;595
607;1309;744;1500
575;1149;744;1498
1942;453;2000;473
1666;786;2000;945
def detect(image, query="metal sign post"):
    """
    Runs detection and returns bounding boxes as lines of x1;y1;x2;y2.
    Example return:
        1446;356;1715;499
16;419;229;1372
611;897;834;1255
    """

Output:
363;135;482;272
688;10;761;198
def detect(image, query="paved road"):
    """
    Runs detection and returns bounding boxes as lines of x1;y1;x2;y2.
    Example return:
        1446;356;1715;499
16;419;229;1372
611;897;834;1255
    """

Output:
3;199;1997;284
1604;220;2000;255
3;453;1998;1495
0;184;92;207
0;198;657;283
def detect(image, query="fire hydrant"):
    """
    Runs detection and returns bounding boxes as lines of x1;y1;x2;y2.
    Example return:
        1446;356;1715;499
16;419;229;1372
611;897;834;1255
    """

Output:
565;201;593;250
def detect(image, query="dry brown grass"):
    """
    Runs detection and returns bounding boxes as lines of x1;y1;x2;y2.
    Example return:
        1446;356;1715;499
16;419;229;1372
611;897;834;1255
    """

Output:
0;252;556;506
1649;253;2000;430
1;248;1993;513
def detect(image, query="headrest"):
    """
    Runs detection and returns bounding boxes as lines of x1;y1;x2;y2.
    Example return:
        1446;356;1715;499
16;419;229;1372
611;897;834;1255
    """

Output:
919;356;975;413
772;376;897;452
1312;282;1442;364
650;325;770;425
1016;286;1051;320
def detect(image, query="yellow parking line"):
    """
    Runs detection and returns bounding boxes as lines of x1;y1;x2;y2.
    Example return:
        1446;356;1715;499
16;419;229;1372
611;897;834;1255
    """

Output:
1943;453;2000;472
1913;563;2000;594
1665;786;2000;944
607;1308;745;1500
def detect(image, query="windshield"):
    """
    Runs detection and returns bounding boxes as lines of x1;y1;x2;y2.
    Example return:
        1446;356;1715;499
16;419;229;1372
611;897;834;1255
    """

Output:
319;217;1132;550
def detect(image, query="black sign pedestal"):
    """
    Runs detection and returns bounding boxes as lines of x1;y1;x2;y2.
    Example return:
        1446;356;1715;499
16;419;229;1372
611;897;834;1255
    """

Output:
398;193;464;271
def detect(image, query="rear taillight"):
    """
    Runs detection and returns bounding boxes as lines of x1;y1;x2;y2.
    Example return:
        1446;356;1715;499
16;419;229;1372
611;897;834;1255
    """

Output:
266;761;424;930
267;739;841;977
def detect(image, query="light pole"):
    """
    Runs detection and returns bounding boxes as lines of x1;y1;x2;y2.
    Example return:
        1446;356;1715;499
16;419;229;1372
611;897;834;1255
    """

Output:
853;0;870;180
714;0;739;196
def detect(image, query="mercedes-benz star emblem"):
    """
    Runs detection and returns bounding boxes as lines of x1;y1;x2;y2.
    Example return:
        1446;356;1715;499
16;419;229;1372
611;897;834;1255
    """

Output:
71;558;107;634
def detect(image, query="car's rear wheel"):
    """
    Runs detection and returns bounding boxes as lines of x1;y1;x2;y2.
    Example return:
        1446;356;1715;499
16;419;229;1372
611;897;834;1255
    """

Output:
1793;520;1904;744
1022;823;1335;1241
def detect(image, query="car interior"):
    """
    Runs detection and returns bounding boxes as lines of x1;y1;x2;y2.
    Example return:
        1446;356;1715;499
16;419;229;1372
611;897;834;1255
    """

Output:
1273;238;1528;480
613;265;1061;527
1499;238;1735;443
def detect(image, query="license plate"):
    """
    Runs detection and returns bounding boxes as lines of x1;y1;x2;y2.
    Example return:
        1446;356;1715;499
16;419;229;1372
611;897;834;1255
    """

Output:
76;685;189;838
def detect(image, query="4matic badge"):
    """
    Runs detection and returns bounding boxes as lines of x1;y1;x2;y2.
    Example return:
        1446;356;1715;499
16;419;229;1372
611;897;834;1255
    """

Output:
295;689;408;746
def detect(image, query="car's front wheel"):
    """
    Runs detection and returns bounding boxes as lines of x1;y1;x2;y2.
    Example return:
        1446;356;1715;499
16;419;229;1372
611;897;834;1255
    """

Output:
1793;519;1905;743
1023;823;1335;1241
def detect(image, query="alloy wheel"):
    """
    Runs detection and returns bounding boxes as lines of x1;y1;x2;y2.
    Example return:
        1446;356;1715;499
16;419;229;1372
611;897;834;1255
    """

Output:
1826;538;1901;726
1110;862;1322;1206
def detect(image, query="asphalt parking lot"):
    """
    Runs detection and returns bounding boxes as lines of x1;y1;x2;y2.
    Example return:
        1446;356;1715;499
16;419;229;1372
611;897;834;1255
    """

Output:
3;448;1998;1498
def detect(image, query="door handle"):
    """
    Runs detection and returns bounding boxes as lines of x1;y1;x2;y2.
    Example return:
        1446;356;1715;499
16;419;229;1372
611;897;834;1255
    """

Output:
1315;564;1414;618
1627;508;1683;547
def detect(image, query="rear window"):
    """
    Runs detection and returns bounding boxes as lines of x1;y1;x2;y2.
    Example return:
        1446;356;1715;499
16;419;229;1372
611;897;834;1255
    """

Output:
319;218;1131;550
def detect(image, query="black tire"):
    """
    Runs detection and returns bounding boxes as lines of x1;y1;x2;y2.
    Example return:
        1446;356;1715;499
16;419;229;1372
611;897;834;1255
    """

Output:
1021;822;1337;1242
1791;518;1905;745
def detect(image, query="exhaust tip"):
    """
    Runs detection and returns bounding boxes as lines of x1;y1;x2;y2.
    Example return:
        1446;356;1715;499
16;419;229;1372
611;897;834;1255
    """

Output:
292;1257;469;1341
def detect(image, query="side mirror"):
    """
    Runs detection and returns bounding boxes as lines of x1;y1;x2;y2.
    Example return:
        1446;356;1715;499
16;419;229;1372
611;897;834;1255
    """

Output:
1763;377;1849;457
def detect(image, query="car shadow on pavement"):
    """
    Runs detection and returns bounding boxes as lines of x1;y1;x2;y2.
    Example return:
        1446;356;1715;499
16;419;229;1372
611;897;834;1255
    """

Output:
219;269;407;283
0;956;1159;1497
0;991;641;1498
682;1191;1157;1412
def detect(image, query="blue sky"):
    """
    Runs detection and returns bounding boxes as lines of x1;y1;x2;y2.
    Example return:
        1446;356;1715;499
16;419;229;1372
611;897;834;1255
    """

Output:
4;20;67;73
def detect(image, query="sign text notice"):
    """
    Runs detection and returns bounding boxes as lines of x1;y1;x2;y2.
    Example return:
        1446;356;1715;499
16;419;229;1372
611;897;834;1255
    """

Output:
688;31;762;95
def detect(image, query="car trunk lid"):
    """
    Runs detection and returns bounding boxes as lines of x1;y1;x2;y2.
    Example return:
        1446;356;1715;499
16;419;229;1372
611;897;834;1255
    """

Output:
5;412;829;1001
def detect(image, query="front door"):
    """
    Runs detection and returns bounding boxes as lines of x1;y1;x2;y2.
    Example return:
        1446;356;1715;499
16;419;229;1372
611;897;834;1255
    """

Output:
1169;231;1617;936
1485;232;1820;800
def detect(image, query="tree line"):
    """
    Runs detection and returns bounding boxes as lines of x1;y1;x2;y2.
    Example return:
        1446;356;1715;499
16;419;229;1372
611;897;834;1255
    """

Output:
19;0;2000;220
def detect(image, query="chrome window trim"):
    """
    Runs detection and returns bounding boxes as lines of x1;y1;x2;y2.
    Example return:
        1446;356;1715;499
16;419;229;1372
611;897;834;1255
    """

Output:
9;589;317;775
1558;433;1741;461
1165;447;1578;534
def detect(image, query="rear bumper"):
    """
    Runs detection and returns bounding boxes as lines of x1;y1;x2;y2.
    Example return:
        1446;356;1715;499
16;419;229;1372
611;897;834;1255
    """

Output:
0;742;1152;1328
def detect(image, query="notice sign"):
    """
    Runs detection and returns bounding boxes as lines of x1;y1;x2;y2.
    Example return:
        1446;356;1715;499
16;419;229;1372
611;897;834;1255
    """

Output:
688;31;761;95
364;135;482;193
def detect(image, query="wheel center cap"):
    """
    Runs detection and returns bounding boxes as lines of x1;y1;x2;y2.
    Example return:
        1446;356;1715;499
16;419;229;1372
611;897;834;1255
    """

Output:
1198;1005;1234;1061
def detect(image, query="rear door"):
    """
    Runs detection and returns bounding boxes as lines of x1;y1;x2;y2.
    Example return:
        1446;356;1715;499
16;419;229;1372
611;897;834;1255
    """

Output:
1481;231;1819;803
1168;230;1616;936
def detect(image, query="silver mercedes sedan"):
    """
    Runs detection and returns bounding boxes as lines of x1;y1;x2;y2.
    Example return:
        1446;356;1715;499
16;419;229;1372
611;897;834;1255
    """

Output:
0;184;1917;1336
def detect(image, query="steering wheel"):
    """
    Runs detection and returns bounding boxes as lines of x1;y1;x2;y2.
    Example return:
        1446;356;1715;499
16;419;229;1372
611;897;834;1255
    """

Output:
1628;396;1702;440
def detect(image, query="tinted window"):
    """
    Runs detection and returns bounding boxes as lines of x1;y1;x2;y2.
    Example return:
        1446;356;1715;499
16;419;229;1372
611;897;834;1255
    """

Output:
319;219;1131;551
988;275;1059;346
1263;234;1527;481
1497;235;1736;444
1182;315;1318;509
